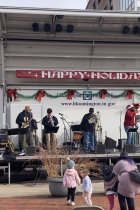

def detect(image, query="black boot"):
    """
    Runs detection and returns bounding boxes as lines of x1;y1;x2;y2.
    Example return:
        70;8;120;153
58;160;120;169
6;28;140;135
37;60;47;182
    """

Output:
128;206;135;210
120;206;127;210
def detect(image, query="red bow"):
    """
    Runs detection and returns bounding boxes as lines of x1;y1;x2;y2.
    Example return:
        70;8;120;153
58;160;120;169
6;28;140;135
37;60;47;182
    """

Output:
67;90;75;100
6;89;17;102
100;89;107;99
35;90;46;101
126;90;133;99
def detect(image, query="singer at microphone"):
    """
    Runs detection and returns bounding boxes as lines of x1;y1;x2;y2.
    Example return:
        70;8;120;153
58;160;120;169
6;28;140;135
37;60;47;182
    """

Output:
42;108;59;152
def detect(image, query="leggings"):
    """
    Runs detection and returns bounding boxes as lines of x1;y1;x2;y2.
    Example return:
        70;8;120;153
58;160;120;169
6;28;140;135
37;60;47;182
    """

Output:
106;194;114;210
118;193;135;210
67;187;76;202
82;191;92;206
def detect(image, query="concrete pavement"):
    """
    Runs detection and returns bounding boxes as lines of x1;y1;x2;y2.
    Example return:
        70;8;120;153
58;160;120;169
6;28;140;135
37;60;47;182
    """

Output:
0;181;104;197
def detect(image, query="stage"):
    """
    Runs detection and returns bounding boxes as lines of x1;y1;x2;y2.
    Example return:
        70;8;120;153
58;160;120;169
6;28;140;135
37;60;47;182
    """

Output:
0;151;140;162
0;150;140;185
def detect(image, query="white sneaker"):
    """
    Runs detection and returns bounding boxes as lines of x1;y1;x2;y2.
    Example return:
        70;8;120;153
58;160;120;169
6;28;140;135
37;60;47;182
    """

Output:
67;200;70;205
19;152;25;156
70;202;75;206
84;202;88;206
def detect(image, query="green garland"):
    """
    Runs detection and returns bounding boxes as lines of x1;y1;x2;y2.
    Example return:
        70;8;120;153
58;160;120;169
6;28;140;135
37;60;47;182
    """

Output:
16;92;38;98
45;90;69;98
7;89;140;102
133;91;140;96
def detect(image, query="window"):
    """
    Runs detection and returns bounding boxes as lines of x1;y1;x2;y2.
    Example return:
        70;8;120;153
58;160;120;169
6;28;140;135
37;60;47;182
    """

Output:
93;2;96;9
98;0;101;5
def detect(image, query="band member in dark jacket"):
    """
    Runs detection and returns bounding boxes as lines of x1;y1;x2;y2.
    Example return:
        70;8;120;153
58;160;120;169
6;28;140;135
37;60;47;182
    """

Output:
81;108;97;154
42;108;58;152
16;106;36;154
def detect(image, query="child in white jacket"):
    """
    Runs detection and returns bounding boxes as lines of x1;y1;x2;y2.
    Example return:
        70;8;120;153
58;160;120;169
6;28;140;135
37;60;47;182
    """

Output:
79;169;93;206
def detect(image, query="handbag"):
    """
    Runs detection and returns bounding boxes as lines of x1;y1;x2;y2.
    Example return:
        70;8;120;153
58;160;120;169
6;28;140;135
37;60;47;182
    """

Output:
129;169;140;184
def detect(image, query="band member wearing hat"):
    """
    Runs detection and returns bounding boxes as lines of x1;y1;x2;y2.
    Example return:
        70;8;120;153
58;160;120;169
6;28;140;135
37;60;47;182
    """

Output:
42;108;58;152
81;108;97;153
124;104;137;145
16;106;36;154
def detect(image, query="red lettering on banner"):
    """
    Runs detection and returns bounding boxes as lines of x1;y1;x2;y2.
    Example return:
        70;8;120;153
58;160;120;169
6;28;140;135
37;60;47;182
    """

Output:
16;70;140;80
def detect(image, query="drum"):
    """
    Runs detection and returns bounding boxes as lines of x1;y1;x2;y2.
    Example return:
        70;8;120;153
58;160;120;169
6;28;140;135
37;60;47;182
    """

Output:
73;132;83;141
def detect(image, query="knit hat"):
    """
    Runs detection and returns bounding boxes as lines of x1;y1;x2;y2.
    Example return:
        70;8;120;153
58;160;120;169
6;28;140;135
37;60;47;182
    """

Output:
126;104;134;110
120;151;128;158
102;165;110;176
67;157;75;169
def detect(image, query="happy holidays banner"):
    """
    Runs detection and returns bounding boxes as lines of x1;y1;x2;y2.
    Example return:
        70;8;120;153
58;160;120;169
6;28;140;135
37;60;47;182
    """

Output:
16;70;140;80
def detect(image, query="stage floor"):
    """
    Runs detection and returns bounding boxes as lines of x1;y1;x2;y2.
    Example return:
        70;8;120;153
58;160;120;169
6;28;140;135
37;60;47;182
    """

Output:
0;151;140;162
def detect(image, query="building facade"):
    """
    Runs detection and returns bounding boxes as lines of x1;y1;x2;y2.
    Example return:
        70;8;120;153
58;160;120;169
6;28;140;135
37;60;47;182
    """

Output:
86;0;135;11
120;0;135;11
136;0;140;11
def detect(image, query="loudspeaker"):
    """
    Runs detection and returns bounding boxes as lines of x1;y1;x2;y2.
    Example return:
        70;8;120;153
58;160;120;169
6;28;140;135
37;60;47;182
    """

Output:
105;137;116;149
125;144;134;153
97;144;106;154
26;146;36;155
118;139;127;150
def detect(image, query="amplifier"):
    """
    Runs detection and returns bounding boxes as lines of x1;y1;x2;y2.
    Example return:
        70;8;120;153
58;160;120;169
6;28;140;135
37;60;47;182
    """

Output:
97;144;106;154
105;137;116;149
125;144;134;153
118;139;127;150
26;146;36;155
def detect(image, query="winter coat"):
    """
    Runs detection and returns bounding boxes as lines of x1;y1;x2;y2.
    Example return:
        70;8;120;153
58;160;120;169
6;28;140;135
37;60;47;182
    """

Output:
42;115;58;129
124;110;136;126
16;110;37;132
81;113;97;132
81;175;93;192
105;160;140;198
63;169;81;188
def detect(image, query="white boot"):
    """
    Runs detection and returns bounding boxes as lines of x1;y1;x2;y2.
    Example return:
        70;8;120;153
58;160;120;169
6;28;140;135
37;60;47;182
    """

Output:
70;202;75;206
66;200;70;205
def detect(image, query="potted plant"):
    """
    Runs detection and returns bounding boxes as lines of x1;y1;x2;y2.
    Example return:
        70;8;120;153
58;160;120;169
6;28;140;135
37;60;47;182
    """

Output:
35;144;102;197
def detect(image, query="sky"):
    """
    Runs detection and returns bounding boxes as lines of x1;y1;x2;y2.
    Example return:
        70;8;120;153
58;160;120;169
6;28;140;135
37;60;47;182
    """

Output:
0;0;89;10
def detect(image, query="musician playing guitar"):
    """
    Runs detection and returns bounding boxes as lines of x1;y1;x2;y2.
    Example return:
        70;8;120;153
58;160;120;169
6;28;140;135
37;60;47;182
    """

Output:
16;106;37;154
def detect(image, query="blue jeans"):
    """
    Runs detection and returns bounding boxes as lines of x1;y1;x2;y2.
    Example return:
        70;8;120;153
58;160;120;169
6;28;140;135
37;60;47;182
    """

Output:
124;126;134;145
83;132;94;150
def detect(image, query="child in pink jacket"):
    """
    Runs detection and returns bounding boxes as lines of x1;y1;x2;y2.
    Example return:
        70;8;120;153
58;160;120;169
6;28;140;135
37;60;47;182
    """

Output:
63;158;81;206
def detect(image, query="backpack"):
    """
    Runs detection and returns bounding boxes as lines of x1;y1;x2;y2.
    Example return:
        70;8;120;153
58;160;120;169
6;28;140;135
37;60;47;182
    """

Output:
129;169;140;184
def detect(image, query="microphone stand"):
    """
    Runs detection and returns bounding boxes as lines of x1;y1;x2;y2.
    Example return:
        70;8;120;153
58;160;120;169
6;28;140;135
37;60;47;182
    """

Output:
60;115;72;155
29;110;32;146
119;111;122;140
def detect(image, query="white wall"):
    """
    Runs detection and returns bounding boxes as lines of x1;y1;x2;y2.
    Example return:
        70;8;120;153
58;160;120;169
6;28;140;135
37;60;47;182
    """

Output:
0;87;3;125
7;89;134;147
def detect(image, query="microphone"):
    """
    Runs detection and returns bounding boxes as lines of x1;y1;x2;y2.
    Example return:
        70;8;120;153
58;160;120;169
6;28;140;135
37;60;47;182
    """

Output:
97;111;99;113
59;113;64;115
